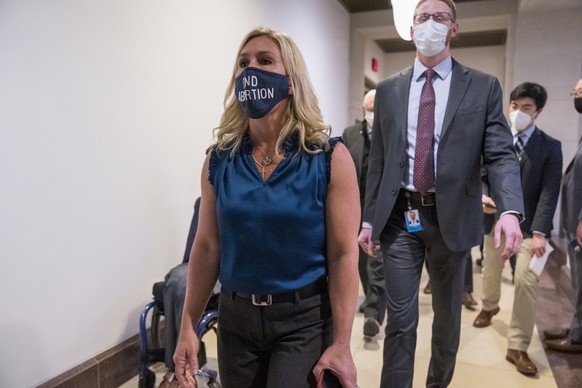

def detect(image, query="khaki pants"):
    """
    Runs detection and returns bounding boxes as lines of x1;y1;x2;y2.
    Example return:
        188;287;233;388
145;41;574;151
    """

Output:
481;233;539;351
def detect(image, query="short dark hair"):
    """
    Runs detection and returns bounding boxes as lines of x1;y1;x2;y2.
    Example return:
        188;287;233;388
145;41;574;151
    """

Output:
510;82;548;110
415;0;457;22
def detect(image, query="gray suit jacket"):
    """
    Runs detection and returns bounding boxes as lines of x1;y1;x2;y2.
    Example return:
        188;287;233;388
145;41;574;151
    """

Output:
561;139;582;237
364;58;524;252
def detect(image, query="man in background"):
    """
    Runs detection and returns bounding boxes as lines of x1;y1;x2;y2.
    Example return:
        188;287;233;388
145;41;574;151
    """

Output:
343;89;387;342
544;77;582;354
475;82;562;375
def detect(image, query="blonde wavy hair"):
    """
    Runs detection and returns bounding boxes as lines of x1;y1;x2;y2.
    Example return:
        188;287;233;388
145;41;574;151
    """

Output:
214;26;331;155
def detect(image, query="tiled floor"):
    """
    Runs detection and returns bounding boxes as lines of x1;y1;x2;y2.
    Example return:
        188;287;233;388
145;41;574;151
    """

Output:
122;246;561;387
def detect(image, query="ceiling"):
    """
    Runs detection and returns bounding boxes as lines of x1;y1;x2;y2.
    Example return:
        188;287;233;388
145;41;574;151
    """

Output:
336;0;484;13
335;0;393;13
336;0;507;53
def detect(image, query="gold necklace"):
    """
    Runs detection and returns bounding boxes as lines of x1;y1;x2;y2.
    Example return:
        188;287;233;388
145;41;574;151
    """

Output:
251;148;280;179
256;147;277;165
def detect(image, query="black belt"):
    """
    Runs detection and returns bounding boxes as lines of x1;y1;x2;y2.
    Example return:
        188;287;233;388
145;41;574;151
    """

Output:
223;276;328;306
401;189;435;206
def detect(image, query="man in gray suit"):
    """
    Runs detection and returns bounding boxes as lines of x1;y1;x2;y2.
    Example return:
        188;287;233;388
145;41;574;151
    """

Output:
475;82;562;375
343;89;387;341
544;77;582;353
358;1;524;386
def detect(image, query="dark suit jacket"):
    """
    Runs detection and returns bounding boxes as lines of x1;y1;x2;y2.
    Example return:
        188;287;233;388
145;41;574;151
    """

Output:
342;121;369;185
561;138;582;237
482;168;496;235
182;197;201;263
517;127;562;237
364;58;524;252
343;121;371;223
483;127;562;237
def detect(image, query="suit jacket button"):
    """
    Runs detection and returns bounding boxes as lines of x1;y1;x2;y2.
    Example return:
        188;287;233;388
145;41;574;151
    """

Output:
399;161;404;167
391;189;397;195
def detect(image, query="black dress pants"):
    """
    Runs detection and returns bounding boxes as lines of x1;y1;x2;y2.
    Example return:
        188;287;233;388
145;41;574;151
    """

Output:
217;289;332;388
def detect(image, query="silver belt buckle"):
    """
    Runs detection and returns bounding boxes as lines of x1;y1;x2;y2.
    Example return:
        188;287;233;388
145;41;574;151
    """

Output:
252;294;272;306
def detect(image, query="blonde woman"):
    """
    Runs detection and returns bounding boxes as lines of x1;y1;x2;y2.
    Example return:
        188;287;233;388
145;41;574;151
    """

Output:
173;27;360;388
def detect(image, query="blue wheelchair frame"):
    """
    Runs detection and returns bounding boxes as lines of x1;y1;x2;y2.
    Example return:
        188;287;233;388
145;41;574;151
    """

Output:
138;300;219;387
137;197;220;387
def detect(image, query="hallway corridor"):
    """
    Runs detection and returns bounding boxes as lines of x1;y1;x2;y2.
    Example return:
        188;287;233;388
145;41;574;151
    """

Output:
121;246;580;387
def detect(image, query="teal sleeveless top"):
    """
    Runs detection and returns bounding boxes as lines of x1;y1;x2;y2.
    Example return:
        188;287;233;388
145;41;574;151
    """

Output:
209;135;341;294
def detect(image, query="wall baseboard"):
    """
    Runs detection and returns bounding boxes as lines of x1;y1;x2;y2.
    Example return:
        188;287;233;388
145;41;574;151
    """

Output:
36;334;140;388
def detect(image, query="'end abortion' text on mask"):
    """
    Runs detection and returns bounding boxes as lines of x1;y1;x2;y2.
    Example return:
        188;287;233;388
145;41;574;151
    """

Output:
235;67;289;119
237;75;275;102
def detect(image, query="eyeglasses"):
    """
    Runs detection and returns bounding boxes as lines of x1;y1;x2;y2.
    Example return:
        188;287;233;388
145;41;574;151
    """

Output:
570;90;582;98
413;12;453;25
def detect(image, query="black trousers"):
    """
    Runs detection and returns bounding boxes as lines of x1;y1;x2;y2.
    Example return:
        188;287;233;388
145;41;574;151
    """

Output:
358;244;370;297
364;253;387;324
379;191;468;388
464;254;473;293
217;289;332;388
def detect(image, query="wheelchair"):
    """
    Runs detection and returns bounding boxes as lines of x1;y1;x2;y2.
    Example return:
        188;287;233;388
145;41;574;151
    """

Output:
138;198;220;388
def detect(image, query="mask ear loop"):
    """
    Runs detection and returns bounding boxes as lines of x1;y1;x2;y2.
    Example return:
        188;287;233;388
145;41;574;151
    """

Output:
532;110;541;121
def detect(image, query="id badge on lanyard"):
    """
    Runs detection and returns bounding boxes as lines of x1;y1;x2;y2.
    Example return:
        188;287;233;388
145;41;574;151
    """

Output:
405;198;423;232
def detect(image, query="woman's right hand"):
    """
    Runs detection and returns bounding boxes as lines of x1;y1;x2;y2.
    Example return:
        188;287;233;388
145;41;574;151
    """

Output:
173;329;200;388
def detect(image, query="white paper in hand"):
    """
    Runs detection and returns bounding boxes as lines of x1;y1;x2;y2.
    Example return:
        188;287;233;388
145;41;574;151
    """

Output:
529;243;554;277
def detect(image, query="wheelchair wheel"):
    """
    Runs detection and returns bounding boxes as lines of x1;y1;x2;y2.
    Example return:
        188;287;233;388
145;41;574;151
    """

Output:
138;368;155;388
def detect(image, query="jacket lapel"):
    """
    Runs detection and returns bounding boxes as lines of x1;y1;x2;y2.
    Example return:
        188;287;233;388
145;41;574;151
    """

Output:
523;128;541;153
442;59;470;137
395;67;413;140
520;127;541;169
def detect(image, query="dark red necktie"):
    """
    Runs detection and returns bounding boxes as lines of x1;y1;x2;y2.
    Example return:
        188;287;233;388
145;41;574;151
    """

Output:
414;69;436;194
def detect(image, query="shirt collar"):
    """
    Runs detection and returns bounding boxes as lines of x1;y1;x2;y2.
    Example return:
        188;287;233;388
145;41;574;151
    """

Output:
413;56;453;82
515;124;536;141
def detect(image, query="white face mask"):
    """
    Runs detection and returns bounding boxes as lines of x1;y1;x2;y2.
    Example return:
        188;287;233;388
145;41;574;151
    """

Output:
412;19;449;57
365;111;374;128
509;110;533;133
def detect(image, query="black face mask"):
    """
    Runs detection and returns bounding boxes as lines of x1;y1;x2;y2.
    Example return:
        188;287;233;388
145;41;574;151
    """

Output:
235;67;290;119
575;97;582;114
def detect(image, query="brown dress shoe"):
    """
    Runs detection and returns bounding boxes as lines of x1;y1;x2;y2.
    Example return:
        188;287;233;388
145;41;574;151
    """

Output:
545;337;582;353
506;349;538;375
543;328;569;340
473;307;500;327
462;292;477;311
